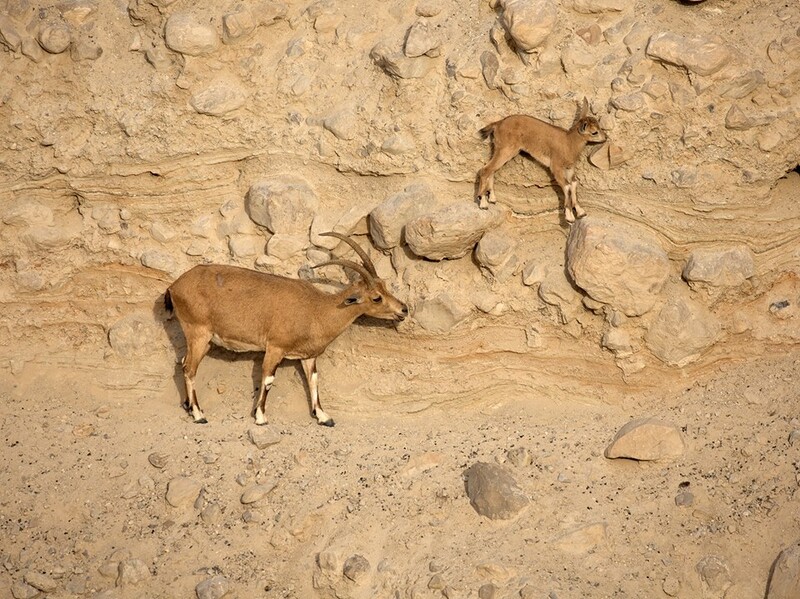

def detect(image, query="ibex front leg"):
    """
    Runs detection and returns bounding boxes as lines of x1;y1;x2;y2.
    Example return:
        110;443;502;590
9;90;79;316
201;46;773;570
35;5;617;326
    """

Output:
254;346;283;426
301;357;334;427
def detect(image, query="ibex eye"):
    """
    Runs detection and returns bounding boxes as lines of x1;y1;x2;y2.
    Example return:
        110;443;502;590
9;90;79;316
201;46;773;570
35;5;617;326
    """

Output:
372;296;383;303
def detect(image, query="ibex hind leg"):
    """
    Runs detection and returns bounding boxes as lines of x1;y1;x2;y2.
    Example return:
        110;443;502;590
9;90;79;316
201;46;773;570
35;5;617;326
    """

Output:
182;334;212;424
477;145;518;209
302;358;334;427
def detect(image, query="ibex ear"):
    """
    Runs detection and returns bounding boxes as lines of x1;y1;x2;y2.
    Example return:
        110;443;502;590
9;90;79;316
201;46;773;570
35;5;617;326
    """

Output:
344;295;362;306
579;122;588;134
580;97;589;117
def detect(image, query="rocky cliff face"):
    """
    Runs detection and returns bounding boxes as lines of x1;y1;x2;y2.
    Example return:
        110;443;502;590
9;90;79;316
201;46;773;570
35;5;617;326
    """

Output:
1;0;799;409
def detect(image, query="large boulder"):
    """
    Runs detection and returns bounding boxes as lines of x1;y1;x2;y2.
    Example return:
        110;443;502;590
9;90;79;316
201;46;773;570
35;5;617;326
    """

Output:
246;176;318;235
645;295;721;366
605;418;685;461
498;0;558;53
405;203;506;261
768;541;800;599
566;216;670;317
464;462;529;520
164;13;219;56
369;182;440;249
646;32;732;76
682;245;755;287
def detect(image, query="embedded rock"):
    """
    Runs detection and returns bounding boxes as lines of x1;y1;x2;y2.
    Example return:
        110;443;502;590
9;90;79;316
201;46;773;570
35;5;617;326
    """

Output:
682;245;755;287
566;216;670;317
645;295;720;366
190;78;247;116
499;0;558;53
246;177;319;235
108;313;159;358
465;462;530;520
414;293;470;333
646;32;732;76
166;477;203;507
369;182;440;249
767;541;800;599
38;22;72;54
405;204;506;261
605;417;685;461
164;13;219;56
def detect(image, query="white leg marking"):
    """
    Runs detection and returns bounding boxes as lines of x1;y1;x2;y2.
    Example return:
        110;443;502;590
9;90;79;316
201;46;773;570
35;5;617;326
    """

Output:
310;372;332;424
255;375;275;425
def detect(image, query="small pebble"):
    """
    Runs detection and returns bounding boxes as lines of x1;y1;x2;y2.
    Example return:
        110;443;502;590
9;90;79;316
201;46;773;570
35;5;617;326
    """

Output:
148;452;170;469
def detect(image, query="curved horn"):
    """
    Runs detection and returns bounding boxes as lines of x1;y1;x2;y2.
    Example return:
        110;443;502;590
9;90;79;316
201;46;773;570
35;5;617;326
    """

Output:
312;259;374;284
320;231;378;277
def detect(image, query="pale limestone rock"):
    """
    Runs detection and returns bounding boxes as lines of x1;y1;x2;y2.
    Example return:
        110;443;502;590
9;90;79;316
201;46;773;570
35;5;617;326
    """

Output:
140;249;177;274
190;78;247;116
646;32;731;76
475;229;517;277
400;452;444;478
405;204;506;261
414;293;470;333
108;313;158;358
240;480;278;504
228;233;263;258
696;556;732;596
266;233;305;260
38;22;71;53
481;50;500;89
601;327;633;356
571;0;626;13
164;13;219;56
59;0;99;26
566;216;669;317
222;9;256;43
196;575;231;599
370;42;434;79
538;267;583;322
369;182;440;249
381;133;415;155
588;142;631;169
404;20;440;57
682;245;755;287
605;417;685;460
0;15;22;51
561;40;596;73
3;203;54;227
717;70;764;99
767;541;800;599
23;571;58;592
611;92;644;112
554;523;608;554
166;477;202;507
499;0;558;53
248;426;281;449
117;559;151;586
70;38;101;61
464;462;529;520
645;295;720;366
725;104;775;130
343;555;370;582
11;579;39;599
416;0;442;17
246;177;318;235
323;108;357;141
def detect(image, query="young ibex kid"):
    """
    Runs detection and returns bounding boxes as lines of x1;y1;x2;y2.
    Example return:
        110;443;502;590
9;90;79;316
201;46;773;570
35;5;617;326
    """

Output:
476;98;606;223
164;232;408;427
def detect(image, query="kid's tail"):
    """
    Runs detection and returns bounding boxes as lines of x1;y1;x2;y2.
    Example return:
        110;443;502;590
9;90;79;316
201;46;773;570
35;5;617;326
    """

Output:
478;122;496;139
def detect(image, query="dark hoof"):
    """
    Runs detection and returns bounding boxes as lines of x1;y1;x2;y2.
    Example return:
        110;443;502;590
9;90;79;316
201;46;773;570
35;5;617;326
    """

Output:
194;418;208;424
255;420;269;426
319;419;335;427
